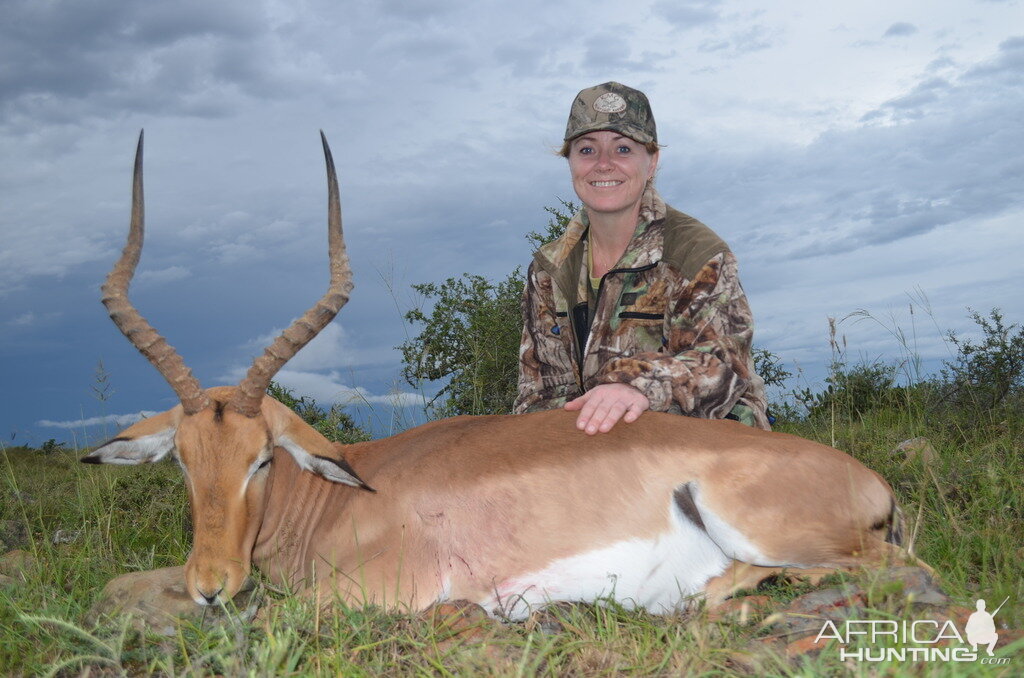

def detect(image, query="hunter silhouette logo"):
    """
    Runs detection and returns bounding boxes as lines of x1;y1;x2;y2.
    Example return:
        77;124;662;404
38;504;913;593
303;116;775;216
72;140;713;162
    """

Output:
815;596;1011;664
966;597;1007;656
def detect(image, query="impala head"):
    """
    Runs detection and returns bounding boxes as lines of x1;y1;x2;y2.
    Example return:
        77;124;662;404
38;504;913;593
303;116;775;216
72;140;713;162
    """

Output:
82;132;372;606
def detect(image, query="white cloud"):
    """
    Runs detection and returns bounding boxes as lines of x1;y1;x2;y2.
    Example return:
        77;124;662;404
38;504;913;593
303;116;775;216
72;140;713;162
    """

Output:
270;369;423;408
238;322;394;371
6;310;61;328
137;265;190;285
38;411;158;430
9;311;36;326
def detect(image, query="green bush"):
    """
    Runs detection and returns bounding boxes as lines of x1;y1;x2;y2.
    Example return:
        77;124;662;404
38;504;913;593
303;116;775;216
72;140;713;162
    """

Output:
399;201;577;417
266;382;371;444
938;308;1024;415
400;272;525;417
796;360;905;420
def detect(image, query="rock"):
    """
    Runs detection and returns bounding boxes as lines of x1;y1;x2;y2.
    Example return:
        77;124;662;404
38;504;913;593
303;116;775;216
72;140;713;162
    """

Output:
781;585;863;616
893;437;937;465
871;567;949;605
0;549;36;577
762;585;865;639
995;629;1024;651
85;566;259;635
762;613;830;640
785;634;831;658
0;519;29;551
51;529;81;545
947;605;974;628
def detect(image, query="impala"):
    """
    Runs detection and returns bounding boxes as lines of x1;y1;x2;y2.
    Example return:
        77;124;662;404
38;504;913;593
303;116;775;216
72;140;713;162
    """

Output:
84;132;914;620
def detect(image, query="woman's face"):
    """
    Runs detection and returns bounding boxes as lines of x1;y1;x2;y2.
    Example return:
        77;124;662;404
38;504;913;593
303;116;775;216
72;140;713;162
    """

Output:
568;131;658;222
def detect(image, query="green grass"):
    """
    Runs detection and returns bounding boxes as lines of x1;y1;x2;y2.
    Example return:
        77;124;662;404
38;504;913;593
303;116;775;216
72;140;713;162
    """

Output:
1;404;1022;676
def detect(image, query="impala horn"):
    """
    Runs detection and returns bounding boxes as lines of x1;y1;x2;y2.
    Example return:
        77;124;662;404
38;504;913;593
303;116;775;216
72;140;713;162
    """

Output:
103;131;353;419
102;130;210;414
229;131;353;417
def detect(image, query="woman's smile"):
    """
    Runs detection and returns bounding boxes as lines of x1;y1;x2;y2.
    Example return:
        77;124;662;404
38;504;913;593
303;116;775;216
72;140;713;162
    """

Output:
569;131;658;220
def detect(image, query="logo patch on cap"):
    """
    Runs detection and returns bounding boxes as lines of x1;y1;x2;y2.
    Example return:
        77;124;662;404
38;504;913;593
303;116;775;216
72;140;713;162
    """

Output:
593;92;627;113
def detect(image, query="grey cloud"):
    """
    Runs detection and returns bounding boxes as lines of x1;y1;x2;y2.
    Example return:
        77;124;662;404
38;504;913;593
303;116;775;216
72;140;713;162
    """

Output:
867;77;952;119
137;266;191;286
734;25;775;53
0;228;111;295
670;40;1023;262
581;28;638;71
925;56;957;73
0;0;297;126
700;24;775;55
653;0;723;30
698;40;731;53
377;0;459;23
883;22;918;38
866;36;1022;121
493;43;549;78
577;29;675;76
963;35;1024;81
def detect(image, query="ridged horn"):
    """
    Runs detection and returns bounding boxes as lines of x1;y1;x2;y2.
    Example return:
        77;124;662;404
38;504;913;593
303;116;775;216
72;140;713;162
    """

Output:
102;130;210;415
228;132;353;418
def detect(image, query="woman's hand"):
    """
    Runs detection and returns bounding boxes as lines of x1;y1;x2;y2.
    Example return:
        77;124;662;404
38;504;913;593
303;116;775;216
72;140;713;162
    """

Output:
564;383;650;435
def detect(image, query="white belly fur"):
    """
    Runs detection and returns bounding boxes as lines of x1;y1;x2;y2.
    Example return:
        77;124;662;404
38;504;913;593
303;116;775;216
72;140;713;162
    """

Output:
480;499;731;620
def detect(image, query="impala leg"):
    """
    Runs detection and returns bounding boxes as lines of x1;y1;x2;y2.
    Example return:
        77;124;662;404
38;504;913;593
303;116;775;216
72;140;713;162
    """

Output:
848;538;935;575
703;561;852;609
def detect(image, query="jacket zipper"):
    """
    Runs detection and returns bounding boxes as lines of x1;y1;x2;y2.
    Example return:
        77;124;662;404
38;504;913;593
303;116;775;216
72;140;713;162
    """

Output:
574;261;659;386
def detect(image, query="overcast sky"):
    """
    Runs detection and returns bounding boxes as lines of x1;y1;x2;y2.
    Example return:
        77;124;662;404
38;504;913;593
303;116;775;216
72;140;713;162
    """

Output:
3;0;1022;446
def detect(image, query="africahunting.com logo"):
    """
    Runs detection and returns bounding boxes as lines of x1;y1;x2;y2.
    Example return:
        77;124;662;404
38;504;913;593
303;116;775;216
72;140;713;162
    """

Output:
815;597;1011;664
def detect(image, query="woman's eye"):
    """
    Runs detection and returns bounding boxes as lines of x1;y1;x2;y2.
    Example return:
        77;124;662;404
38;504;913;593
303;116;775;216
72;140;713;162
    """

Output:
578;146;593;155
617;145;631;154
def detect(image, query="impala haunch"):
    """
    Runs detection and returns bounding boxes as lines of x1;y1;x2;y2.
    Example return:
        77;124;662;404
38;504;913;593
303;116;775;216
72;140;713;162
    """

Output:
84;133;915;617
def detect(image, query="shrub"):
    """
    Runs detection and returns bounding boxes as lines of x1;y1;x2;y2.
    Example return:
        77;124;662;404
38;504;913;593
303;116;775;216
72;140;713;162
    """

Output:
938;308;1024;415
400;272;525;417
795;361;905;420
399;201;576;417
265;382;371;444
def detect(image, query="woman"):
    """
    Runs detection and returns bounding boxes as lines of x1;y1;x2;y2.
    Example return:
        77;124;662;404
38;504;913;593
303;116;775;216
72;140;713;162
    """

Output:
514;82;770;434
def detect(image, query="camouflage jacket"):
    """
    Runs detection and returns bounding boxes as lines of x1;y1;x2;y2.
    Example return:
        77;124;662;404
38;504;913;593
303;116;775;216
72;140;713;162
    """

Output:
514;187;770;429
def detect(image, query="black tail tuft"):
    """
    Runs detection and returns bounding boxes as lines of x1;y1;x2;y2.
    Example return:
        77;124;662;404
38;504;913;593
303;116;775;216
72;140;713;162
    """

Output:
870;497;904;546
885;498;905;546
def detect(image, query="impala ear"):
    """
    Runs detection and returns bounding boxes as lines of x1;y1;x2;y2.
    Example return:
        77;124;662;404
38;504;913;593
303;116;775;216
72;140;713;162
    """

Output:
262;396;374;491
81;408;182;465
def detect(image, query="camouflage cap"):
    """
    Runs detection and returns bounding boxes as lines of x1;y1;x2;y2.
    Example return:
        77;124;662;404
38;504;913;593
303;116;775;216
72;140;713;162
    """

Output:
564;81;657;145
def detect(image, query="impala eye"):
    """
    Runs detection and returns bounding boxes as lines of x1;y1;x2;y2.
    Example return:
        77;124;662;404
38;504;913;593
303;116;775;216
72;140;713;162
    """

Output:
257;458;272;470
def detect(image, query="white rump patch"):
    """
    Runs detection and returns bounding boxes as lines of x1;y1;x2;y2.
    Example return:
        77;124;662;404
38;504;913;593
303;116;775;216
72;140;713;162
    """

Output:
480;499;731;620
87;428;175;464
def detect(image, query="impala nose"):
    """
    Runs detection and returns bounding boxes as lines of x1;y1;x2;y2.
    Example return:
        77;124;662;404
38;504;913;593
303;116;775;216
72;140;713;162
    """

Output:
198;587;223;605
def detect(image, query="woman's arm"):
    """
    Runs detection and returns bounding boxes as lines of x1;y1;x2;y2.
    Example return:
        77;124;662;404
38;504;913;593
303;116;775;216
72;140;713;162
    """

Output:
514;263;580;414
592;251;761;422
